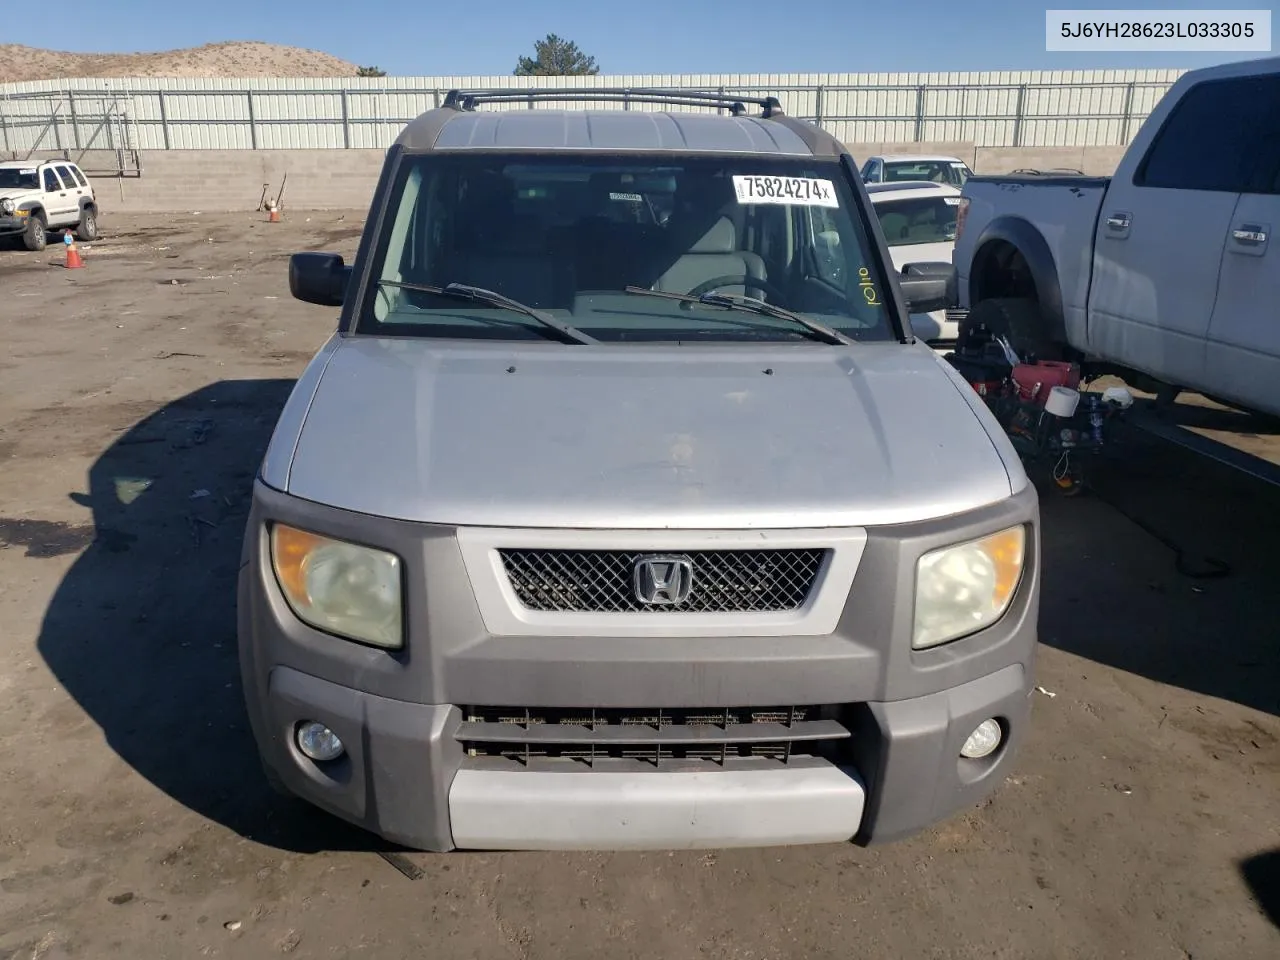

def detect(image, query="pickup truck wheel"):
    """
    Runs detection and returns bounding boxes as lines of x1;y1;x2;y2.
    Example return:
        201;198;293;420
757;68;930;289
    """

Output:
962;297;1062;362
75;208;99;242
22;212;47;252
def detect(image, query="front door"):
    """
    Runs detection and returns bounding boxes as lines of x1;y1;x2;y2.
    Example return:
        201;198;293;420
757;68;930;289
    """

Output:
40;167;76;228
54;164;86;223
1085;73;1267;393
1204;75;1280;416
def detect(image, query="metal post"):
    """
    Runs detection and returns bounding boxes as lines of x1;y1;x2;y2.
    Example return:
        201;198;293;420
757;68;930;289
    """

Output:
0;96;10;157
52;99;63;152
1119;81;1136;143
623;88;630;110
247;90;258;149
814;84;824;128
158;90;171;150
1012;83;1027;147
717;85;725;116
914;85;926;142
67;91;81;150
340;89;351;148
432;88;440;108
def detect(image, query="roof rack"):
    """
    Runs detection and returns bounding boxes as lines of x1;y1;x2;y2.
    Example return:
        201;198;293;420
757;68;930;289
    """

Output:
441;87;785;118
864;181;950;192
1010;167;1086;176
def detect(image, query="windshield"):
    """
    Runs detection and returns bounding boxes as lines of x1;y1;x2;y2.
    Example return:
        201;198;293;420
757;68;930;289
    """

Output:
0;168;39;191
358;152;898;343
873;195;961;246
883;160;968;187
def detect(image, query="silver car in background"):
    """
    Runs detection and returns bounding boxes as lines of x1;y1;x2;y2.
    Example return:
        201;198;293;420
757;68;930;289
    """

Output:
237;88;1041;852
866;181;968;347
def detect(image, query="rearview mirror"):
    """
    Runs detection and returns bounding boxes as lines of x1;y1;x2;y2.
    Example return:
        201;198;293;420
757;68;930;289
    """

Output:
289;252;350;307
899;261;957;315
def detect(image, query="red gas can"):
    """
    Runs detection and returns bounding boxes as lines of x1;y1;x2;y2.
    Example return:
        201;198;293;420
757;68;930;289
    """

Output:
1011;360;1080;405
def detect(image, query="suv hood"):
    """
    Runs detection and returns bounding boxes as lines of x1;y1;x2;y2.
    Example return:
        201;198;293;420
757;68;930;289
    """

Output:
281;337;1015;529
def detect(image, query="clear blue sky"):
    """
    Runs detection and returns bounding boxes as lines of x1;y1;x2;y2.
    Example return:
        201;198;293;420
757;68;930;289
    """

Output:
60;0;1276;74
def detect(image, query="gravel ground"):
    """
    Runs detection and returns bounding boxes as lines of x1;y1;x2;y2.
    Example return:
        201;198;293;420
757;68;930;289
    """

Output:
1;211;1278;960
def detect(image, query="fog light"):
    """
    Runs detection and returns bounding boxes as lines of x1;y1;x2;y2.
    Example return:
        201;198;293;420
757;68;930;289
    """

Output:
960;719;1002;759
297;721;344;762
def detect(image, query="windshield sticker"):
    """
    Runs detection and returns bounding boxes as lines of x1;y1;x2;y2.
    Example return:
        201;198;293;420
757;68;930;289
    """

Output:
19;168;36;175
732;175;838;208
857;267;882;306
944;197;962;205
609;191;642;201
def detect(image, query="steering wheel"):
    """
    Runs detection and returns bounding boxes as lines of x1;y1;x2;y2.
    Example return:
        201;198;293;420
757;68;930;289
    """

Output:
686;274;787;302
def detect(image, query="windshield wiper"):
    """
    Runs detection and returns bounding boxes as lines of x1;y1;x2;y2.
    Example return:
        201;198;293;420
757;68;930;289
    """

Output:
622;286;854;346
377;280;597;345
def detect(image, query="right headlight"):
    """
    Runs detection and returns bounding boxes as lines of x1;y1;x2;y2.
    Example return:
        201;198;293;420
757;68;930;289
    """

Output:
912;525;1025;649
0;198;15;215
269;523;403;649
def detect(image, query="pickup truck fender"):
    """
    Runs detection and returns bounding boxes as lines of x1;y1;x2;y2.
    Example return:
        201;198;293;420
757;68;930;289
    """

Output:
966;216;1067;346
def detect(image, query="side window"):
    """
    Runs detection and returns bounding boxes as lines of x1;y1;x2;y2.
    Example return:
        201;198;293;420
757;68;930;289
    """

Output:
54;165;76;188
1249;80;1280;195
1136;75;1280;193
69;166;88;188
43;168;61;192
867;160;882;182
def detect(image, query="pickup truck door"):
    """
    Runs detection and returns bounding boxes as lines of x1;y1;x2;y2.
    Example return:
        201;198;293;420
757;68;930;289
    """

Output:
1085;75;1263;393
1204;77;1280;416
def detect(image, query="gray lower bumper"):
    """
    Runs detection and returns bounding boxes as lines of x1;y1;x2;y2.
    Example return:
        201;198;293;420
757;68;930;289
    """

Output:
252;662;1028;852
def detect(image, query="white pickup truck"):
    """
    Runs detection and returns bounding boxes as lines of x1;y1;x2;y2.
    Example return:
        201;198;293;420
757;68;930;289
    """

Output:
952;55;1280;418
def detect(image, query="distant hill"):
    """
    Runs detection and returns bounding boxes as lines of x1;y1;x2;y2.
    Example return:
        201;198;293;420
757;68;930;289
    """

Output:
0;41;361;84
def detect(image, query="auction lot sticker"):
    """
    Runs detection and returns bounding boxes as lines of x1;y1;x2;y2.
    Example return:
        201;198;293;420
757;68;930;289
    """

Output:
733;175;839;208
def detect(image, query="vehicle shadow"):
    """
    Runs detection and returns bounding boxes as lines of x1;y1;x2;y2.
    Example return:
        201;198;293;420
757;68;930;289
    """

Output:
35;378;381;854
1241;849;1280;929
1035;421;1280;718
1149;396;1280;438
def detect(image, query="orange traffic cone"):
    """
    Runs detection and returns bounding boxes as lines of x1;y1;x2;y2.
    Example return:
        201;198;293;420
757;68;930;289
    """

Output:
63;231;84;269
268;202;281;223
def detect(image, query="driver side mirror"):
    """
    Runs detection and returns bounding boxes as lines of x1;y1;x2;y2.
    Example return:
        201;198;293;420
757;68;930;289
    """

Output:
898;261;957;314
289;252;351;307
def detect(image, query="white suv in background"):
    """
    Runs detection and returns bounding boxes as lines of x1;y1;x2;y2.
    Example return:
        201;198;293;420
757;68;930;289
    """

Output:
861;155;972;189
0;159;99;251
866;181;965;346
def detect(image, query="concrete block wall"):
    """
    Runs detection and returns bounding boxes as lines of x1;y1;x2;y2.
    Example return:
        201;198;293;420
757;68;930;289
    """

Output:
22;143;1130;214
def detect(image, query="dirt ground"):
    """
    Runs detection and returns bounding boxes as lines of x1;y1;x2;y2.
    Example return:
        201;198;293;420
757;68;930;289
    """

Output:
1;211;1278;960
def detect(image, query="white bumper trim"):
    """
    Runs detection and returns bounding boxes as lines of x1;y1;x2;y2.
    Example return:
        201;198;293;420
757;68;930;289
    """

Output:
448;760;866;851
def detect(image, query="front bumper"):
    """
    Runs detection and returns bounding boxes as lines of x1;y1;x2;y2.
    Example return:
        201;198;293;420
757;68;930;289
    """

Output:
0;214;29;236
238;481;1039;852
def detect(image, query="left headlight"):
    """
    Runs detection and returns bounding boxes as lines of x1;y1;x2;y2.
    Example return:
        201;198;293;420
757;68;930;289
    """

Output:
0;198;15;215
912;525;1025;649
270;523;403;649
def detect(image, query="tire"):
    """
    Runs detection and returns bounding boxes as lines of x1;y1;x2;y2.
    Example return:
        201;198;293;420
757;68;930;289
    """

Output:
75;206;99;242
22;212;47;252
961;297;1062;362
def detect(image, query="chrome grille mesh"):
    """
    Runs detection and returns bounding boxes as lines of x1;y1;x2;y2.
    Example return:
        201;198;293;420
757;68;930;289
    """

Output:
498;548;827;613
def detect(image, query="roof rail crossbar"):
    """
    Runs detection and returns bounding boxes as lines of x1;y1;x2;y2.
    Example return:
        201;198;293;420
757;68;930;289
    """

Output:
442;88;784;118
1010;167;1086;176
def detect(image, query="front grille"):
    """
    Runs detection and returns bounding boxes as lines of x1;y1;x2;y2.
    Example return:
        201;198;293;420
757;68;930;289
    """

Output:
459;704;851;767
498;548;827;613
